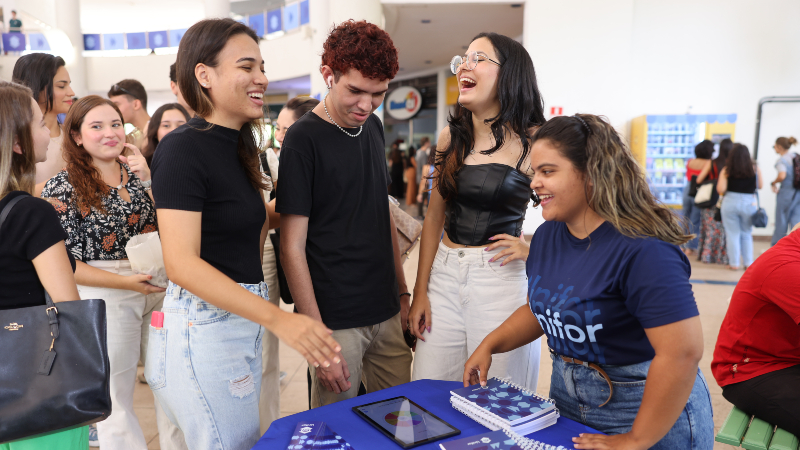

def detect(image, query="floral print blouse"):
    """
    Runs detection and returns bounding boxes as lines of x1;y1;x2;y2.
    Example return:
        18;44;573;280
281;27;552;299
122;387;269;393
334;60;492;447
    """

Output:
41;163;157;262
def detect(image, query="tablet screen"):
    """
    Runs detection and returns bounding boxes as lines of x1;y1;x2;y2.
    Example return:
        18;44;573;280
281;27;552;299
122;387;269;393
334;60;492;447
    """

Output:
353;396;460;448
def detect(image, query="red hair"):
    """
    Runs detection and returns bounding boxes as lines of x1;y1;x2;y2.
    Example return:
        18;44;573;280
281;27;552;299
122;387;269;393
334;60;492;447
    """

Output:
62;95;124;213
322;20;398;81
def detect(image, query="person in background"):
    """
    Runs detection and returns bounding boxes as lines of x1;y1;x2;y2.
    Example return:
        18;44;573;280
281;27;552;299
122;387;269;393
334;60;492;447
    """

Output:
717;144;763;270
0;80;86;450
405;145;417;206
142;103;190;166
409;32;544;391
389;142;405;199
8;10;21;32
712;222;800;437
416;145;435;217
415;137;431;216
41;96;162;450
11;53;75;195
257;95;317;433
696;137;731;265
682;140;713;256
770;136;799;245
277;20;412;408
108;79;150;149
464;114;713;450
273;96;318;160
168;63;195;119
150;19;340;449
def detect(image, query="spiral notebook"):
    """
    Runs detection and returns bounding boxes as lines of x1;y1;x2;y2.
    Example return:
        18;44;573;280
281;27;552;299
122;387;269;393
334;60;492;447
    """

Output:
286;421;354;450
450;378;559;435
439;429;570;450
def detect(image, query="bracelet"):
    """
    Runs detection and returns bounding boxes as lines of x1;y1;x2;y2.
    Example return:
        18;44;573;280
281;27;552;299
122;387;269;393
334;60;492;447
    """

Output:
399;292;411;298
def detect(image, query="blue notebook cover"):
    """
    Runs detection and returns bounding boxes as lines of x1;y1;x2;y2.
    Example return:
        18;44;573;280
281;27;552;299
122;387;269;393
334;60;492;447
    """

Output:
286;421;354;450
438;429;523;450
450;378;555;425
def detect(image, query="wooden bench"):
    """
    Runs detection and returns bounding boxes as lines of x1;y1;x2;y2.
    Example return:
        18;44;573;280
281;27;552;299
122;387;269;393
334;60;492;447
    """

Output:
716;406;799;450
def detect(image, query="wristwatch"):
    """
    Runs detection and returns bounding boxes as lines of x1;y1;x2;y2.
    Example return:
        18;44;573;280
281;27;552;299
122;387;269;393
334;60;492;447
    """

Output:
140;179;152;190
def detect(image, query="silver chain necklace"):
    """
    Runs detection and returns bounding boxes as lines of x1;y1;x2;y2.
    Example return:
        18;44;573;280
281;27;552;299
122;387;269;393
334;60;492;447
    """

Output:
323;93;362;138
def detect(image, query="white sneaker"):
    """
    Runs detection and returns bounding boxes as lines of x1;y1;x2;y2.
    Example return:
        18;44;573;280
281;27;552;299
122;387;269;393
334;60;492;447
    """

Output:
88;424;99;447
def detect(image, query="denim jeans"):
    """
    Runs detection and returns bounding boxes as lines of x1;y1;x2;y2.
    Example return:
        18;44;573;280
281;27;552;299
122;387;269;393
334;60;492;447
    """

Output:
682;184;702;250
720;192;758;267
549;353;714;449
771;188;800;245
147;281;267;450
412;241;541;392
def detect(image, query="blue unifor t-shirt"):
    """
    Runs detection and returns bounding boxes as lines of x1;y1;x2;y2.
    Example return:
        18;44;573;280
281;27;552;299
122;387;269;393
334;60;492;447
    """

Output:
527;221;699;366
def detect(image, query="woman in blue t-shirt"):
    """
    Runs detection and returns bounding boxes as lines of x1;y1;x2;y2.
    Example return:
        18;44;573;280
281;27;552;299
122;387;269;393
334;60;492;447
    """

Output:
464;114;713;450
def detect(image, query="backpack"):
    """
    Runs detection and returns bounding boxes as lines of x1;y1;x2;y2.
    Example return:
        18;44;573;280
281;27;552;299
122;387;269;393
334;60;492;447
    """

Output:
792;153;800;190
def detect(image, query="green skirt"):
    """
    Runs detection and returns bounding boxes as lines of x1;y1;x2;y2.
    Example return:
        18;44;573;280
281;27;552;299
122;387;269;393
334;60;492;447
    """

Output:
0;426;88;450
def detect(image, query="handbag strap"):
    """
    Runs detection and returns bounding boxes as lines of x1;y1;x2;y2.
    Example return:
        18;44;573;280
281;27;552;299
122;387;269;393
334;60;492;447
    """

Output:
0;193;60;339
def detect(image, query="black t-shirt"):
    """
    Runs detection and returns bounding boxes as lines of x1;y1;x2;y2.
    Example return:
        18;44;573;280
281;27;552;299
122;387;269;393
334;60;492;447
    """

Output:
152;117;266;284
0;191;76;310
276;112;399;330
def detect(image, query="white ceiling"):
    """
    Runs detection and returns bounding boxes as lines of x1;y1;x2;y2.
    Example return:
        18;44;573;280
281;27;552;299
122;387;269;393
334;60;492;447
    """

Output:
384;2;524;75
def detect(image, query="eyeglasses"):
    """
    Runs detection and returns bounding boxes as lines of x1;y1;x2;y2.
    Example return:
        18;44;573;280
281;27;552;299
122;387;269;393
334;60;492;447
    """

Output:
111;84;139;100
450;51;502;75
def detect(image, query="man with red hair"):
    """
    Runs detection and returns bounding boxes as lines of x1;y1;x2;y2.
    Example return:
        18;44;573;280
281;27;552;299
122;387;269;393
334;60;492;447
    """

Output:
277;20;412;407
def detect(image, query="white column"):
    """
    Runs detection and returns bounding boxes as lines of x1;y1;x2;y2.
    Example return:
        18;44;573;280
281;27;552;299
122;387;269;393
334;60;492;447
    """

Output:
436;68;448;137
309;0;331;99
329;0;382;26
52;0;86;96
204;0;230;19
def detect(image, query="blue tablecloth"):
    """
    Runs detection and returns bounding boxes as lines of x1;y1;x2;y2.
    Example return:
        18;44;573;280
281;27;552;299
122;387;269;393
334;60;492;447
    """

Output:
254;379;600;450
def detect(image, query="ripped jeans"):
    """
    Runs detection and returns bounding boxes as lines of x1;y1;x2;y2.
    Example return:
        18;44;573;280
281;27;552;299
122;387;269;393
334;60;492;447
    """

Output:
146;282;266;450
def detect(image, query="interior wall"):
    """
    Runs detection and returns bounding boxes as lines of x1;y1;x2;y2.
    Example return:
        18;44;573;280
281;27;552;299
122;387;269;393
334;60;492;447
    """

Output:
524;0;800;236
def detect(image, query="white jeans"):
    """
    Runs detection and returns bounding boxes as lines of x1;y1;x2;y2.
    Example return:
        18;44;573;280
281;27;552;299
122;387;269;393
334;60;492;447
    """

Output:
412;241;540;390
259;236;280;434
78;260;186;450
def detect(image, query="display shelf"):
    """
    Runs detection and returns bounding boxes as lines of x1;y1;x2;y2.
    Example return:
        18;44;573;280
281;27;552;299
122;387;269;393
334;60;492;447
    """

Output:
650;183;685;188
647;143;694;147
647;132;695;136
647;153;694;158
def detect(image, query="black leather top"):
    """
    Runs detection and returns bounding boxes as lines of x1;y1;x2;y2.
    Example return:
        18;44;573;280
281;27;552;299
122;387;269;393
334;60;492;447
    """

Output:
444;163;532;246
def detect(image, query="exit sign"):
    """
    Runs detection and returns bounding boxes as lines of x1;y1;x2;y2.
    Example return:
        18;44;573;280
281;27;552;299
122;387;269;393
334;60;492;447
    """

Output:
550;106;564;116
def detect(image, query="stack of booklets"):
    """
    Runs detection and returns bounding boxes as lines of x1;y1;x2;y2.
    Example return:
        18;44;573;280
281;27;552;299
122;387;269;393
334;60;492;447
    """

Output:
449;377;559;436
439;429;568;450
286;421;354;450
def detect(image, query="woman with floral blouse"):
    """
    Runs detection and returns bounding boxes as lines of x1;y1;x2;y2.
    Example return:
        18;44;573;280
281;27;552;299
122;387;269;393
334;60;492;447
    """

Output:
41;95;163;450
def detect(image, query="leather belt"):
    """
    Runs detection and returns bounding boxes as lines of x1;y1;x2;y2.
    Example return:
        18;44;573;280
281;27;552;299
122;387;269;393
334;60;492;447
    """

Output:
550;349;613;407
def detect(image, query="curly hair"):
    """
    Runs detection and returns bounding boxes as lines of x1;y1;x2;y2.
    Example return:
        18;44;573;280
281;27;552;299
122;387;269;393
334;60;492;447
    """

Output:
322;20;398;81
532;114;692;246
61;95;125;214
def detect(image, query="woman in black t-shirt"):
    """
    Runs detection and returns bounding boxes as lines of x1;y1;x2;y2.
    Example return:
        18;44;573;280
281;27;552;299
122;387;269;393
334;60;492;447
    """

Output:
717;144;763;270
149;19;340;448
0;81;86;446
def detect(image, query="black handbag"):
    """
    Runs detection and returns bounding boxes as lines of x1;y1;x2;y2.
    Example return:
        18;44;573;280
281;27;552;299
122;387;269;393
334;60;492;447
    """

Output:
753;192;768;228
688;175;699;197
0;195;111;444
695;165;719;209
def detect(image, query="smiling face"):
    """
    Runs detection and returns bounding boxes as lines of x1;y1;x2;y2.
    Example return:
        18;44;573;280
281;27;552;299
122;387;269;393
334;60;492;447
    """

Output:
48;66;74;116
30;98;51;163
457;37;501;114
72;104;126;163
156;109;187;141
324;68;389;128
529;139;592;226
202;33;268;129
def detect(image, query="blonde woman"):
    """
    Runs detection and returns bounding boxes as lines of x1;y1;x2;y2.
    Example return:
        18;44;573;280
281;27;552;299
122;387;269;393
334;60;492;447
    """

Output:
464;115;713;450
0;81;85;448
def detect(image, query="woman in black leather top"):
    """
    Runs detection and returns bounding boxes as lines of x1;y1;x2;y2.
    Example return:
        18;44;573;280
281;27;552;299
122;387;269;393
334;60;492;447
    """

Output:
409;32;546;390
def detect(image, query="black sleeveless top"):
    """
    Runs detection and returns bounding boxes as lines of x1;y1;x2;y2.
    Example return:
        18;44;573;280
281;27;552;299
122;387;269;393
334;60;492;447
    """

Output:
444;163;532;246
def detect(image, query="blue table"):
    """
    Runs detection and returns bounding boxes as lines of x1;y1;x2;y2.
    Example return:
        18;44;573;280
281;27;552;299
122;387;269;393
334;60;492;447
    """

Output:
254;379;600;449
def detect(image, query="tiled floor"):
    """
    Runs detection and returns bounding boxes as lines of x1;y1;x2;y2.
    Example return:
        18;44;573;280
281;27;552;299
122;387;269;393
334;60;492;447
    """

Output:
128;238;765;450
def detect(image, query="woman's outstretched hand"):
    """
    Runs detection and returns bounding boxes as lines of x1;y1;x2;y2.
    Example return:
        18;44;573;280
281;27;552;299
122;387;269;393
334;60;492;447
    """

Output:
484;232;530;265
271;311;341;369
408;292;432;341
572;432;648;450
463;344;493;387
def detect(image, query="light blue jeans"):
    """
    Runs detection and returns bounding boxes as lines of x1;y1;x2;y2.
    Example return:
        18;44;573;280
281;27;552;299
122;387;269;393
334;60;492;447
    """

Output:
682;184;702;250
771;188;800;245
549;353;714;449
720;192;758;267
146;281;267;450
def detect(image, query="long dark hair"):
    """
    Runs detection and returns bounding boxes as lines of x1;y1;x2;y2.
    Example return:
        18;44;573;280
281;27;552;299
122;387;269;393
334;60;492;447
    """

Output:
11;53;66;113
532;114;691;245
0;81;37;199
176;18;268;191
144;103;190;165
726;144;756;179
284;96;319;121
435;32;545;201
715;138;733;173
